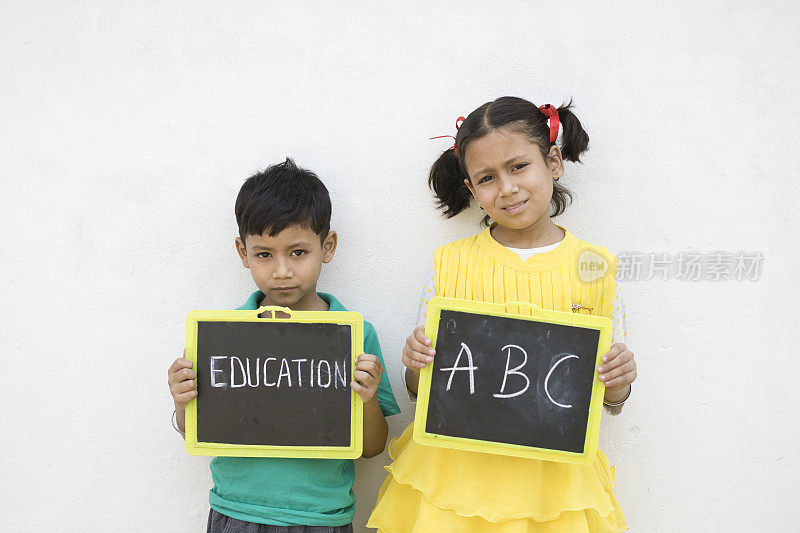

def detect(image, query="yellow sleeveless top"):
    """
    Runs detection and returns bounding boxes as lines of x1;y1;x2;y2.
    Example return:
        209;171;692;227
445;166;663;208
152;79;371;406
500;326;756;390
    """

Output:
433;225;616;318
367;226;628;532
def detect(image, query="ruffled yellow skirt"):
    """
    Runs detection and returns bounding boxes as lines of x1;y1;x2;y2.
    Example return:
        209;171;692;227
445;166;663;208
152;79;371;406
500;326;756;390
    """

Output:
367;424;626;532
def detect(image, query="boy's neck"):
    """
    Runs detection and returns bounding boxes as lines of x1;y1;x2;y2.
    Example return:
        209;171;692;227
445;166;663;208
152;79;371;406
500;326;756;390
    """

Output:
258;289;330;312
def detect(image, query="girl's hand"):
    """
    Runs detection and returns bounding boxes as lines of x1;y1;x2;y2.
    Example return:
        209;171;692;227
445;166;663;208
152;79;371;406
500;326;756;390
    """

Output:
597;342;637;396
403;326;435;374
351;353;383;403
168;350;197;410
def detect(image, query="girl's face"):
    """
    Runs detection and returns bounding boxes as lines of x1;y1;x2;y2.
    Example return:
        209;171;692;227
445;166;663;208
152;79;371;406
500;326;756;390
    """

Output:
463;127;563;234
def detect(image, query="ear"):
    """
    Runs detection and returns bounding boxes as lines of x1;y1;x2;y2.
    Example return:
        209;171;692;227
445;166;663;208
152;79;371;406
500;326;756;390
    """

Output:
235;237;250;268
321;231;338;263
463;178;476;199
546;145;564;180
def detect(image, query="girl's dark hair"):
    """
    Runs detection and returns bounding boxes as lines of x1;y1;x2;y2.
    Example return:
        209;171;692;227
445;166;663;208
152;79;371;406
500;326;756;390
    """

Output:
428;96;589;223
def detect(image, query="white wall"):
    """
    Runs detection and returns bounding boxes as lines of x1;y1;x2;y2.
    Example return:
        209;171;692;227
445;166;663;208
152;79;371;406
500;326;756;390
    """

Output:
2;2;798;531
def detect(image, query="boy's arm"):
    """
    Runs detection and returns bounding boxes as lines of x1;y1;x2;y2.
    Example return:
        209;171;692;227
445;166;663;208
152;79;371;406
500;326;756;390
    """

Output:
174;406;186;437
361;394;389;458
168;354;197;439
350;353;389;458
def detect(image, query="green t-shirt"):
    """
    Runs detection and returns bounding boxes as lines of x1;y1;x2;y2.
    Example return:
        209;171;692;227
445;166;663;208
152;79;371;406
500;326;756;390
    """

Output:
208;291;401;526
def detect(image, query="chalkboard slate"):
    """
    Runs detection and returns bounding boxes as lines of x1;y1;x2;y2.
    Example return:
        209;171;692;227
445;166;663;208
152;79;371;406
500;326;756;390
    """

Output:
196;321;352;446
414;297;610;464
185;308;364;458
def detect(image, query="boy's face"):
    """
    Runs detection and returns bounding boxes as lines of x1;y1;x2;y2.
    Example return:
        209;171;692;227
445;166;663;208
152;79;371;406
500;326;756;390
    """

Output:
235;224;337;311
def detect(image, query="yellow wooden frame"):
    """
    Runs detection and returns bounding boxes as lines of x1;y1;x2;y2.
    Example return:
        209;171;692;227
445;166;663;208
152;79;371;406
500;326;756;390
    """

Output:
185;305;364;458
413;296;611;464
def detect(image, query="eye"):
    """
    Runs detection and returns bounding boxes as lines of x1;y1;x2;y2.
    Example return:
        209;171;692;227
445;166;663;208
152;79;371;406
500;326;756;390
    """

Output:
291;249;308;257
256;252;272;259
478;175;494;184
512;163;528;171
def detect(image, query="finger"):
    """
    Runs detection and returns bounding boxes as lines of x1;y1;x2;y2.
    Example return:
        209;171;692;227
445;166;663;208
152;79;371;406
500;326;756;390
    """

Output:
407;337;435;359
172;380;198;394
168;357;193;375
355;360;381;378
403;348;432;368
354;369;377;386
604;368;637;388
355;363;381;381
356;354;382;370
356;354;381;367
600;343;625;363
170;367;197;385
597;350;632;373
403;353;429;370
350;380;374;401
599;359;635;381
599;360;636;383
178;367;198;382
174;390;198;405
413;326;432;346
600;347;632;369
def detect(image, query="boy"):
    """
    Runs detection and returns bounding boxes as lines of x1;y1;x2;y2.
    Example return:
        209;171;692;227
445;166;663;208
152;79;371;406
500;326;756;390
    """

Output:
168;158;400;532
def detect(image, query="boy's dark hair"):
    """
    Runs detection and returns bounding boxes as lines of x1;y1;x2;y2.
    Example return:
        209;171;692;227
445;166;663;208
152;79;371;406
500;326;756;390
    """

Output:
428;96;589;224
236;158;331;243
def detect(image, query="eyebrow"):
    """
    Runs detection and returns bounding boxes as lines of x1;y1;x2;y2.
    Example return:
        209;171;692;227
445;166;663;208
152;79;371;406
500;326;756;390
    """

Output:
249;242;313;251
472;155;528;177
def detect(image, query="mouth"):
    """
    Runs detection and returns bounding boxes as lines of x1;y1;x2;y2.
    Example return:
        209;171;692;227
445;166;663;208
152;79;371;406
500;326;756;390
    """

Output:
271;286;297;293
501;199;528;214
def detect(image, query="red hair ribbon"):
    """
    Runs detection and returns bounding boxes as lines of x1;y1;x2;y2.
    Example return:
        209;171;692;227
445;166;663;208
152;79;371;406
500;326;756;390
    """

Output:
538;104;559;143
430;116;466;155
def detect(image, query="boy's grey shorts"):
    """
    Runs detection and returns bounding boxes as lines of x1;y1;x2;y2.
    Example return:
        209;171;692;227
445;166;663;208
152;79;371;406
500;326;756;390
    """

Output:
207;509;354;533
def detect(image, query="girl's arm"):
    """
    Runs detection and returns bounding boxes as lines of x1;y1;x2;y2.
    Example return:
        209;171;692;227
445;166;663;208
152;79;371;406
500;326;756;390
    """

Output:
598;343;636;401
403;327;433;396
403;268;437;398
599;282;636;410
405;367;420;397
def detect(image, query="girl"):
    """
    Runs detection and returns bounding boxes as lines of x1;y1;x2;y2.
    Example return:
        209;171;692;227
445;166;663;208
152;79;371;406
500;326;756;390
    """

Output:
368;96;637;532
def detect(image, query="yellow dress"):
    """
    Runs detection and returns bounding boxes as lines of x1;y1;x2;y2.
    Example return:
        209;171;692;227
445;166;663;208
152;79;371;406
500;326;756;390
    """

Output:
367;226;627;532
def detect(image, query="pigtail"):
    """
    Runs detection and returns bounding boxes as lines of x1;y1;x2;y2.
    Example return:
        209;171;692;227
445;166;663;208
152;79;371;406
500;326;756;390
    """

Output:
428;148;471;218
557;99;590;163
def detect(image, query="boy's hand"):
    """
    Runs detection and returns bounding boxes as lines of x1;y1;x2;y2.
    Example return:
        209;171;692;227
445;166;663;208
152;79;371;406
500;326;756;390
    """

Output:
168;352;197;410
402;326;435;374
597;342;637;398
350;353;383;403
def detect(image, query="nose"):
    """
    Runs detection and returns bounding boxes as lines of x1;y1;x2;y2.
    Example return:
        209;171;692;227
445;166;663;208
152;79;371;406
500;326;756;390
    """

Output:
497;174;518;197
272;257;293;279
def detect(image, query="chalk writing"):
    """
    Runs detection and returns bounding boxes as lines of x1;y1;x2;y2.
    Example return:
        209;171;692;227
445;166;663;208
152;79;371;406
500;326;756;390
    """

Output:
493;344;531;399
209;356;349;389
544;354;578;408
440;342;478;394
441;341;579;407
